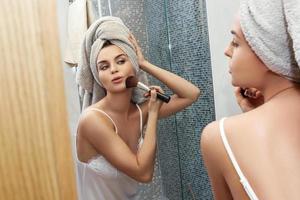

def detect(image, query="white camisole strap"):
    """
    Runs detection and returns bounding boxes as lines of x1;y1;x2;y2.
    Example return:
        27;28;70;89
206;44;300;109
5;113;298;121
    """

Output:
219;118;259;200
135;104;143;137
87;104;143;137
88;108;119;134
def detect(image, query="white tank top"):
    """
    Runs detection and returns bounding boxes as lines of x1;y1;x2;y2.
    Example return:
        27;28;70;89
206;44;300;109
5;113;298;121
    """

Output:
76;104;144;200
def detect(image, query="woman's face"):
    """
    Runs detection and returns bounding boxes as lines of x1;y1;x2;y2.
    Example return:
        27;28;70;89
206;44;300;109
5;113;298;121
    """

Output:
224;15;268;88
96;44;135;93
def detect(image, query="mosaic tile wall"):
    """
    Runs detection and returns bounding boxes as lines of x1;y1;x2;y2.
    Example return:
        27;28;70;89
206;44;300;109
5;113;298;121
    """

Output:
69;0;215;199
144;0;215;199
143;0;183;199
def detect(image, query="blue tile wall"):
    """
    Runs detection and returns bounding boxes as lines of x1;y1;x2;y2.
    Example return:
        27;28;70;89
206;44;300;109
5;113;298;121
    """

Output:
143;1;183;199
144;0;215;199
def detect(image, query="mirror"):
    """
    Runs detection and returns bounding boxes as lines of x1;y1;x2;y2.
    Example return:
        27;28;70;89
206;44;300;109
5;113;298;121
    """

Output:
56;0;240;199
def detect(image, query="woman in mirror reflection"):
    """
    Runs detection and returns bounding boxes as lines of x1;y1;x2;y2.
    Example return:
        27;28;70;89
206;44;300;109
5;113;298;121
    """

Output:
201;0;300;199
75;16;200;200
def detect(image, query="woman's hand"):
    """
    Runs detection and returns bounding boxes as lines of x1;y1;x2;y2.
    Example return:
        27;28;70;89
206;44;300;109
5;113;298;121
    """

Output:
145;86;164;113
235;87;264;112
129;33;147;68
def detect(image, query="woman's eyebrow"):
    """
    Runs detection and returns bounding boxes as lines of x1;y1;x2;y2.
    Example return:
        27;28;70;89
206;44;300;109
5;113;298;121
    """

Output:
115;53;127;59
230;30;241;39
97;60;106;65
97;53;127;65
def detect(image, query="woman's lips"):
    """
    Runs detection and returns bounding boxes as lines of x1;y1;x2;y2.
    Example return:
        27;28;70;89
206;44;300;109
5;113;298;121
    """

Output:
112;76;123;83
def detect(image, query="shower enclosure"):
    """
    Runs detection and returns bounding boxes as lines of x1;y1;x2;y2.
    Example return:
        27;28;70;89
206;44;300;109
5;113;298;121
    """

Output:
68;0;215;199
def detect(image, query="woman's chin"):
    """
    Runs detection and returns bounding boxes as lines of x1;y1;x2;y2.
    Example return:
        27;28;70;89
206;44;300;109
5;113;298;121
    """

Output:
231;79;238;87
110;86;130;93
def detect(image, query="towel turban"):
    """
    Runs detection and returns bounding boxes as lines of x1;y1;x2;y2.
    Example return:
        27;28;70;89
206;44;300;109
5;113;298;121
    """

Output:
76;16;148;110
240;0;300;82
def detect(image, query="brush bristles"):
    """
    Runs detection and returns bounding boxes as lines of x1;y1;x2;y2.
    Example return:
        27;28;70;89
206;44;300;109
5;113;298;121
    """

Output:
125;76;138;88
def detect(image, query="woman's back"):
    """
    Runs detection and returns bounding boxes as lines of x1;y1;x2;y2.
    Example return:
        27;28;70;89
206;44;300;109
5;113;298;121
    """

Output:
202;0;300;198
222;88;300;199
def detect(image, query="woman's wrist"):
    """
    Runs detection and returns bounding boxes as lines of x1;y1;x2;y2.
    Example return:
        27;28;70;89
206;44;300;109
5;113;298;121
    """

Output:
139;60;149;70
148;110;159;118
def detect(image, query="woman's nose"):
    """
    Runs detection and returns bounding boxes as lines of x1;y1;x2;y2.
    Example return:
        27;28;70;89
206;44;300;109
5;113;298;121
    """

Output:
110;63;119;73
224;45;232;58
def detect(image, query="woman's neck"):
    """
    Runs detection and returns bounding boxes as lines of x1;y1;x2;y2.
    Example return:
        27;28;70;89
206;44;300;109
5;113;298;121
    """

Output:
260;76;296;102
102;90;133;115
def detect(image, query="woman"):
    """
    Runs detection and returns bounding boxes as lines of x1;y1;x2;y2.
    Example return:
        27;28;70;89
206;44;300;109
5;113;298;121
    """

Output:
201;0;300;199
76;16;200;200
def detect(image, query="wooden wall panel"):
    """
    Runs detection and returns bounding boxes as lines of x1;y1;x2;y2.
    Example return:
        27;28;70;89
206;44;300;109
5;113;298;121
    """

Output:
0;0;77;199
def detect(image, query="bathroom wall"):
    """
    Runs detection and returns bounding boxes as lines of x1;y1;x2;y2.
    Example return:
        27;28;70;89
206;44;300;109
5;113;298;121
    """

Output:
206;0;241;119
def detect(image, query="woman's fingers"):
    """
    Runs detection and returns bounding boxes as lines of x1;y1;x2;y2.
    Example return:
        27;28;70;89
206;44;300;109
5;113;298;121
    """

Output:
236;87;260;99
144;92;150;98
128;32;145;67
149;86;164;94
234;87;264;112
244;88;261;99
144;86;164;98
234;87;244;103
129;33;140;52
148;87;163;112
149;89;157;102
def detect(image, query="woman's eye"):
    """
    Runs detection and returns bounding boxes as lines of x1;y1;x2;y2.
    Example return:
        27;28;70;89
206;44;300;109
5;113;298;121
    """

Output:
99;65;108;70
117;59;125;65
231;40;239;47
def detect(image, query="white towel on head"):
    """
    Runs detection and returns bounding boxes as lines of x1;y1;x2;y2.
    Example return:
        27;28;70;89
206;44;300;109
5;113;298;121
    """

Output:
240;0;300;82
76;16;148;110
283;0;300;68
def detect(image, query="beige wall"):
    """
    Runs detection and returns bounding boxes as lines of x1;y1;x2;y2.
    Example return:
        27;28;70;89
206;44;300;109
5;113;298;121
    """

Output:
206;0;241;118
0;0;77;199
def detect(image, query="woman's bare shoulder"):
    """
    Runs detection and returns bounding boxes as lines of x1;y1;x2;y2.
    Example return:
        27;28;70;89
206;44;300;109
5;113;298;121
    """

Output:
200;119;235;180
78;107;115;136
201;112;253;151
222;108;264;131
201;120;219;142
201;120;225;160
201;115;242;140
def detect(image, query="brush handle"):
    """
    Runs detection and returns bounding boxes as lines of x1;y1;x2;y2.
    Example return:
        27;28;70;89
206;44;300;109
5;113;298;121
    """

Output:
157;92;171;103
137;82;170;103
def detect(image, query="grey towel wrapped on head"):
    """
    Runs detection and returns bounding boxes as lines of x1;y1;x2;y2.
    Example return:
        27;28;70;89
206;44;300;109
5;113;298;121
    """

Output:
76;16;148;110
240;0;300;82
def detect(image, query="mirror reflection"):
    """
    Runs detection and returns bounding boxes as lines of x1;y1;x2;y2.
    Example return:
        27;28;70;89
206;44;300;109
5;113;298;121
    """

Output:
60;0;214;199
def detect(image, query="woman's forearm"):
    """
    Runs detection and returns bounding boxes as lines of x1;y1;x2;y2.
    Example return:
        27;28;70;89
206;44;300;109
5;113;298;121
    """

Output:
135;111;158;182
140;61;200;101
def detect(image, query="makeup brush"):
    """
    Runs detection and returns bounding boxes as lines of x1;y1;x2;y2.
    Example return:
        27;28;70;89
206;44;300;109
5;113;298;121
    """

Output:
125;76;171;103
